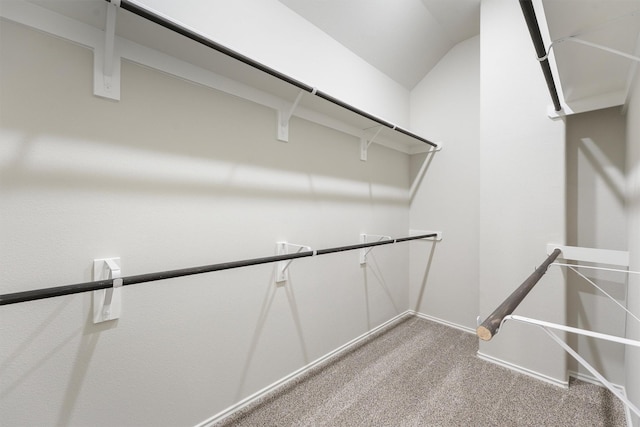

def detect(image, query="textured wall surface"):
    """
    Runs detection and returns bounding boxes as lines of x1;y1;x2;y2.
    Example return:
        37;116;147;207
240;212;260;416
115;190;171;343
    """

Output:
408;35;480;331
565;107;627;384
478;0;567;384
0;20;411;426
625;67;640;427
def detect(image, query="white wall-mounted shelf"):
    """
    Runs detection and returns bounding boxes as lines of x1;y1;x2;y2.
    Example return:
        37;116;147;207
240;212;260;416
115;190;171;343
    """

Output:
1;0;438;156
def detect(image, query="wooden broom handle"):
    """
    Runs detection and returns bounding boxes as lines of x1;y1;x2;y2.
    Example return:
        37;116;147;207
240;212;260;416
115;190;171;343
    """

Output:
477;249;561;341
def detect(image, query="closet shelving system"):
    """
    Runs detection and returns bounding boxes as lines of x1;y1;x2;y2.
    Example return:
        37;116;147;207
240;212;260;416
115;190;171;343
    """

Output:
519;0;640;116
100;0;440;155
0;0;441;306
477;1;640;419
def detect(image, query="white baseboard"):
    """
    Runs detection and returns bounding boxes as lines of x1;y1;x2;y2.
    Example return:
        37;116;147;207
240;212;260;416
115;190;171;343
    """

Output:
197;314;632;427
568;370;632;427
195;310;414;427
477;351;569;389
568;369;624;389
410;310;476;335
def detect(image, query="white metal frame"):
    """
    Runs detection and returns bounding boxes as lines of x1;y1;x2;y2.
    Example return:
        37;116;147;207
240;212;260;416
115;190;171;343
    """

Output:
500;314;640;418
93;257;122;323
494;244;640;418
275;242;312;283
359;234;392;265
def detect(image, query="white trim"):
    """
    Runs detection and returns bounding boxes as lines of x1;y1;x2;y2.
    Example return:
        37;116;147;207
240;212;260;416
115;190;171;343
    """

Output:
568;370;624;390
623;385;633;427
410;310;476;335
552;263;640;275
568;371;633;427
476;351;569;389
507;315;640;347
195;311;414;427
547;244;629;267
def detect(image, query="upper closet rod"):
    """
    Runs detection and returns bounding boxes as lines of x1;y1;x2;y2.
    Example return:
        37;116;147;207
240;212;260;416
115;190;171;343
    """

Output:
519;0;562;112
108;0;437;148
0;233;436;306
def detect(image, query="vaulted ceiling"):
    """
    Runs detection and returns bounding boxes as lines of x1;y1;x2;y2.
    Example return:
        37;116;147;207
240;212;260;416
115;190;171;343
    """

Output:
277;0;480;89
277;0;640;112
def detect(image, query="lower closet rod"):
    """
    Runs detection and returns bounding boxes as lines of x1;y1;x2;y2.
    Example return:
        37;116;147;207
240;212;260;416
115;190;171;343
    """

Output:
0;233;436;306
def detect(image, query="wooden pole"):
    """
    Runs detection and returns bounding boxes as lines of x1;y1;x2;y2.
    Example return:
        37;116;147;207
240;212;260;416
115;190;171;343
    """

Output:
477;248;562;341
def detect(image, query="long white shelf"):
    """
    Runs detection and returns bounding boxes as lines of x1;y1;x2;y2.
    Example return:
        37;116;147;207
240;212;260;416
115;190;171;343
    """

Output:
1;0;438;156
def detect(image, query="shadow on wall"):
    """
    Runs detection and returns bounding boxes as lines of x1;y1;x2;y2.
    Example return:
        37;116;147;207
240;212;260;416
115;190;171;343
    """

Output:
234;271;309;402
0;129;408;207
56;307;115;427
0;23;410;206
409;150;437;205
0;297;116;426
565;108;627;250
0;299;78;400
362;253;401;330
413;240;438;313
564;107;627;380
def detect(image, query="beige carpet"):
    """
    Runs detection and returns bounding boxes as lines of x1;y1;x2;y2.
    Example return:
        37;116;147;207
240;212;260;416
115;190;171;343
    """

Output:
215;316;626;426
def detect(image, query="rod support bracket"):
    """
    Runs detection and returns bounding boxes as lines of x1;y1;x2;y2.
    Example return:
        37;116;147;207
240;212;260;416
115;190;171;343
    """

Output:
93;257;122;323
93;0;121;100
430;142;443;152
277;90;306;142
276;242;312;283
359;234;392;264
360;126;384;161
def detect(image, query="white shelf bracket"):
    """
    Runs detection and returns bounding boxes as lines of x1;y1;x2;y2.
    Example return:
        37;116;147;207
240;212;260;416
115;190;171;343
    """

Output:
359;233;392;265
427;142;443;153
360;126;384;161
93;0;121;100
546;36;640;65
276;241;312;283
277;89;307;142
546;244;629;267
93;257;122;323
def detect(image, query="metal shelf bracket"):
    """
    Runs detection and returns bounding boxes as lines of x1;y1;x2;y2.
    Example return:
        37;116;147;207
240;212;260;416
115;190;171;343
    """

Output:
94;0;121;100
360;125;384;161
277;89;308;142
359;234;392;264
276;241;312;283
93;257;122;323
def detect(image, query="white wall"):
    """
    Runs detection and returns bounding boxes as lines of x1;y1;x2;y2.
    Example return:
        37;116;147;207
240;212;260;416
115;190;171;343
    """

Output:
565;107;627;385
478;0;567;383
408;35;479;331
0;20;412;426
626;68;640;427
134;0;411;128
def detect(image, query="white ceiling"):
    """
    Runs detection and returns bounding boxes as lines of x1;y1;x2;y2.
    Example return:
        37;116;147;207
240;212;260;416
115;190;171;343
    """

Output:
277;0;480;89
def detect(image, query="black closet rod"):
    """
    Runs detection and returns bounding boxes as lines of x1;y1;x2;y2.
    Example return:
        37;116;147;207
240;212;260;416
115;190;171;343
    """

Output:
519;0;562;112
0;233;436;306
107;0;437;148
